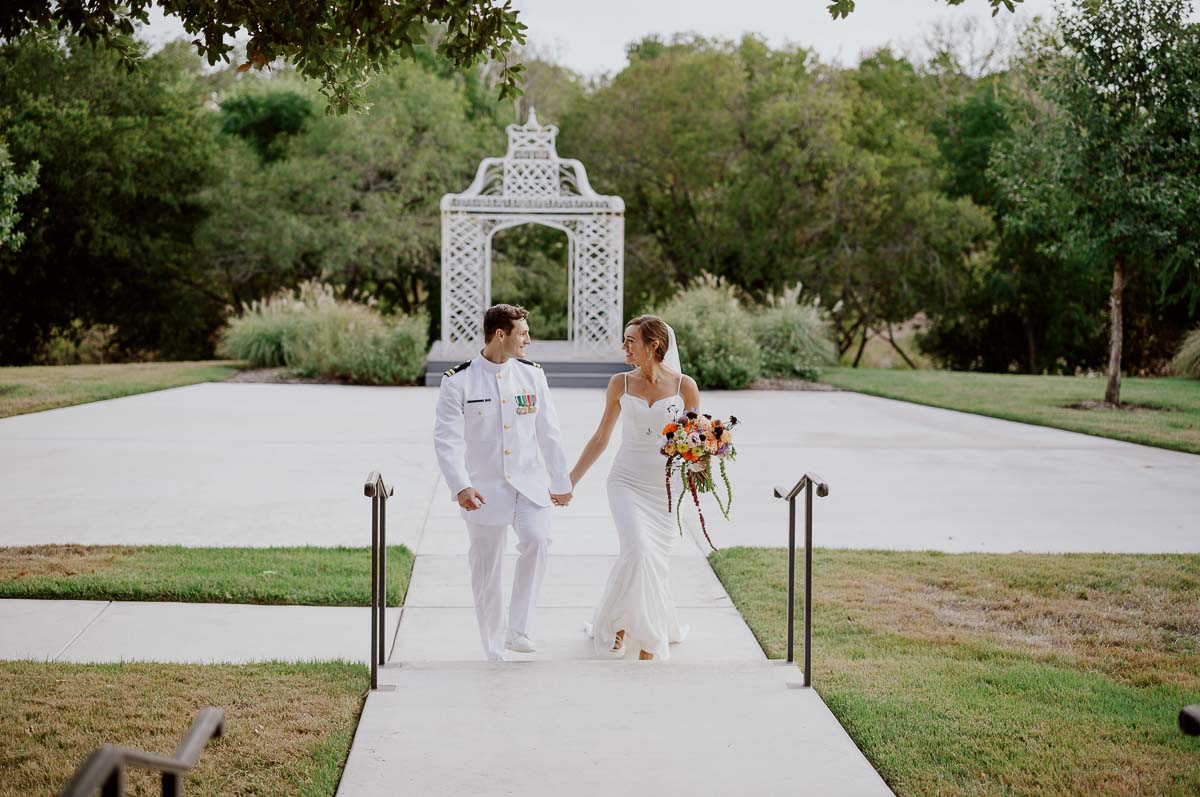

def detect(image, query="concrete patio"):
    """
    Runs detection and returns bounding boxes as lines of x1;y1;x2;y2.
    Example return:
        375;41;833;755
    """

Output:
1;381;1196;553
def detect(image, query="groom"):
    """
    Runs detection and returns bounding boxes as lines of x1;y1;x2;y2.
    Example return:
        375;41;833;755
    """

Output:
434;304;574;661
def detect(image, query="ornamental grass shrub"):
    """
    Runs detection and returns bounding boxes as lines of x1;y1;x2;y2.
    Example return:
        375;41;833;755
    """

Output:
752;286;837;381
657;277;762;390
1173;327;1200;378
217;281;428;384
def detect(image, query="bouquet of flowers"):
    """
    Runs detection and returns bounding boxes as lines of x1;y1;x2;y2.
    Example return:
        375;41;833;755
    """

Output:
660;410;738;551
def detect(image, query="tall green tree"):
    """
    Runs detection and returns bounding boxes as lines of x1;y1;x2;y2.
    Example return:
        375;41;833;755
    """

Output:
562;36;857;309
0;36;221;363
1002;0;1200;402
196;59;498;323
562;37;991;362
829;49;993;366
927;69;1108;373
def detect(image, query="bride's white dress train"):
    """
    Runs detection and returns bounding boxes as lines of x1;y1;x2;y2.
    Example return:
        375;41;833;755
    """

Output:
586;375;690;660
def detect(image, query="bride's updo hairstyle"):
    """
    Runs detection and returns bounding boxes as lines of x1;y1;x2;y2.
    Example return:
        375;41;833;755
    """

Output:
627;314;671;363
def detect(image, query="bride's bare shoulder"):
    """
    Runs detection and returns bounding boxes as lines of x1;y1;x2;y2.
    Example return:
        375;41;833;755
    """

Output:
606;372;628;395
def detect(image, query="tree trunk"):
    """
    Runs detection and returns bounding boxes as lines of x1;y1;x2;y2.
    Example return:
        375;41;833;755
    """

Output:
1104;257;1126;406
884;322;918;369
852;322;870;368
1024;320;1038;374
836;317;864;360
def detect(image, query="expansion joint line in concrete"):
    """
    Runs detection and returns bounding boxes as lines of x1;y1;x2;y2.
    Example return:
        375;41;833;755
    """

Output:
387;607;404;662
411;472;443;555
53;601;112;660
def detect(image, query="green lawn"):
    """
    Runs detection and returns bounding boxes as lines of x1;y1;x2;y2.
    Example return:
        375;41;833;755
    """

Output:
0;660;365;797
0;361;241;418
0;545;414;606
710;547;1200;797
821;367;1200;454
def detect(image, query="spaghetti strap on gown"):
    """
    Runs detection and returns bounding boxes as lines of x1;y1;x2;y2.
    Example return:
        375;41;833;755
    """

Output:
586;373;690;659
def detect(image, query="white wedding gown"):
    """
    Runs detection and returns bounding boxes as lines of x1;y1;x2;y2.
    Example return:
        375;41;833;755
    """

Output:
586;374;690;660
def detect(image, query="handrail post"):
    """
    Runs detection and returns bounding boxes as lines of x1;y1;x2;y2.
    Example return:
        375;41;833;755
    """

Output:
370;484;379;691
774;473;828;688
1182;705;1200;736
365;472;393;690
786;492;796;664
804;479;814;688
378;485;387;668
102;763;123;797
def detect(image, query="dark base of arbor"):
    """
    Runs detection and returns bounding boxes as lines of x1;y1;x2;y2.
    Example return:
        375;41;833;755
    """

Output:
424;341;627;388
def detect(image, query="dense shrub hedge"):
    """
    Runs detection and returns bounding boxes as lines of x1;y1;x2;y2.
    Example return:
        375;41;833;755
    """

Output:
656;279;837;388
657;281;762;390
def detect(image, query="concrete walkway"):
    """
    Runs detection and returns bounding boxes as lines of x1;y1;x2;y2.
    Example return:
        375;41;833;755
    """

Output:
0;598;375;664
335;473;893;797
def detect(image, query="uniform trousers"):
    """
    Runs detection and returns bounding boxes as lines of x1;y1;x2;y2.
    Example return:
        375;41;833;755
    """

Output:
464;488;552;660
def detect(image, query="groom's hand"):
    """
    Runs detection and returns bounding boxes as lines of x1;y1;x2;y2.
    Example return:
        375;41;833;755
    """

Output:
550;491;573;507
457;487;485;511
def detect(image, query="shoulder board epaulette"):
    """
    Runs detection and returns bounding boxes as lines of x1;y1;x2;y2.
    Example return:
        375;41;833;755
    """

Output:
517;358;542;369
443;360;472;377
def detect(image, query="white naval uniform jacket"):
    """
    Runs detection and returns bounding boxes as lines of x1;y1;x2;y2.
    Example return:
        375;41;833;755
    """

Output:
434;353;572;525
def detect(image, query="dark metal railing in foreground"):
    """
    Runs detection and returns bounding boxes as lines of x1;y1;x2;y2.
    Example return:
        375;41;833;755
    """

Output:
364;471;394;690
773;474;829;688
1182;705;1200;736
60;708;224;797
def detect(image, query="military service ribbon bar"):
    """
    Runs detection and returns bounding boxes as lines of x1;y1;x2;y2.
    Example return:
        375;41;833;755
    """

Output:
515;393;538;415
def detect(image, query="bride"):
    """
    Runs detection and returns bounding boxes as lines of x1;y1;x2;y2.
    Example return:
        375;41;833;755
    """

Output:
569;314;701;661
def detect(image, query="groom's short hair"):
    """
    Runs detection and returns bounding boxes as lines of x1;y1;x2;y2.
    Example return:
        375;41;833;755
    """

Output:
484;304;529;342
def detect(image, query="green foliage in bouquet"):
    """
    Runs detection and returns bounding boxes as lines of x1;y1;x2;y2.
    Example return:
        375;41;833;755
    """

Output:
1173;327;1200;379
217;281;428;384
657;277;762;390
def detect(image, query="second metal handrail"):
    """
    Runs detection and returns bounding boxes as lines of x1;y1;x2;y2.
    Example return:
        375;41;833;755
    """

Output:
773;473;829;687
60;707;224;797
1182;705;1200;736
364;471;393;690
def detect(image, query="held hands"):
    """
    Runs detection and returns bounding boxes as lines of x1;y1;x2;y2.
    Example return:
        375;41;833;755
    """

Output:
459;486;571;509
456;487;486;511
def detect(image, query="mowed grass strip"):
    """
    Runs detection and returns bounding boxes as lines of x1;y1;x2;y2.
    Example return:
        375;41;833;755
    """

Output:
821;367;1200;454
0;660;365;797
0;361;241;418
0;545;413;607
710;547;1200;797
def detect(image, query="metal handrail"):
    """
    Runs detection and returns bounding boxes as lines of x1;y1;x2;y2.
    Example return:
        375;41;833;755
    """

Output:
1182;705;1200;736
364;471;394;690
61;707;224;797
773;473;830;688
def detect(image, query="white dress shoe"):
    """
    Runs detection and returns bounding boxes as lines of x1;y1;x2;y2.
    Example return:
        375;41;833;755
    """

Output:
504;631;537;653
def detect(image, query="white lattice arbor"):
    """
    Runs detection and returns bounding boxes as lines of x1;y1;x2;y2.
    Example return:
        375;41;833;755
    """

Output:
440;109;625;352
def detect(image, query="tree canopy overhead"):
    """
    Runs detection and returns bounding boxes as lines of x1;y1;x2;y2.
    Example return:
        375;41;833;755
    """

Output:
826;0;1023;20
0;0;527;112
